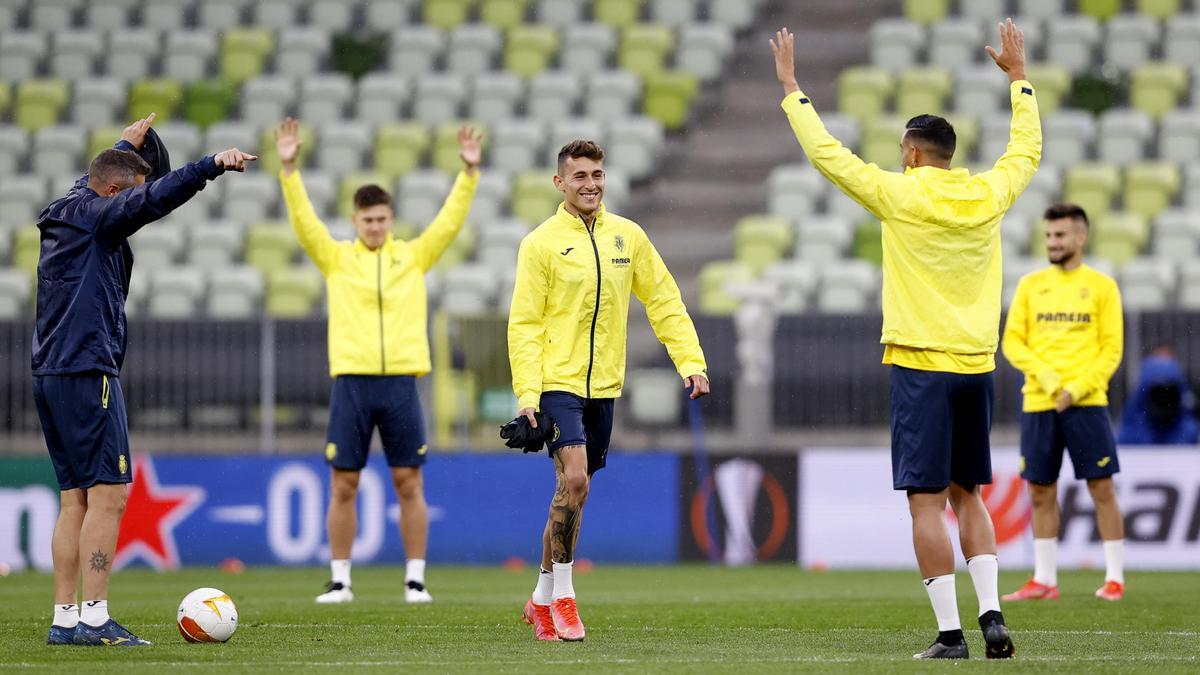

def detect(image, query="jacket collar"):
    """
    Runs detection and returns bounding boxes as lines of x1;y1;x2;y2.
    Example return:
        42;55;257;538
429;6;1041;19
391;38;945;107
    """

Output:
353;236;393;254
556;202;606;231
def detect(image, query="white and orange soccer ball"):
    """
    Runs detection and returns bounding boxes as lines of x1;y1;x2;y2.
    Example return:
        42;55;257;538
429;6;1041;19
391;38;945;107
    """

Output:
177;587;238;643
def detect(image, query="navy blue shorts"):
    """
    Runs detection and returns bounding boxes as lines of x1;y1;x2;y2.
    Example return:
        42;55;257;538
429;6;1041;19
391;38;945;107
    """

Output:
890;366;994;491
325;375;427;470
1020;406;1119;483
540;391;614;475
34;372;132;491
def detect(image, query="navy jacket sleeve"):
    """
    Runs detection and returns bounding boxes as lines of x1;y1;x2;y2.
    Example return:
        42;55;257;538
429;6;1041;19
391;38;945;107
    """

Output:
91;155;224;247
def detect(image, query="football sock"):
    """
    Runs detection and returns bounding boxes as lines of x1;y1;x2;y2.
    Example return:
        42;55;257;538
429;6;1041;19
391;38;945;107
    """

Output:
937;629;965;645
405;559;426;586
1103;539;1125;584
53;604;79;629
80;599;109;627
552;561;575;600
1033;537;1057;586
966;554;1001;616
331;559;351;587
532;567;553;605
923;574;961;633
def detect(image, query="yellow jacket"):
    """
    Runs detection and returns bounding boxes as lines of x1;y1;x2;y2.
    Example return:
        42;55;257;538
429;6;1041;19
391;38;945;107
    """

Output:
508;203;707;410
781;81;1042;374
279;169;478;377
1002;264;1124;412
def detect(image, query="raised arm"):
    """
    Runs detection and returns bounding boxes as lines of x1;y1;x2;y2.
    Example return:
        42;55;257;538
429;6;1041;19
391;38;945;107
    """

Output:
980;18;1042;209
508;236;550;420
1001;277;1062;397
410;125;482;272
770;28;906;221
276;117;339;275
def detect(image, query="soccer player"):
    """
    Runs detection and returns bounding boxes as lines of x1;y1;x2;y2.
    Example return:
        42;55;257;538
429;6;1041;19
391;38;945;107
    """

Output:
274;118;481;604
1001;204;1126;602
770;19;1040;659
35;114;256;646
508;140;709;642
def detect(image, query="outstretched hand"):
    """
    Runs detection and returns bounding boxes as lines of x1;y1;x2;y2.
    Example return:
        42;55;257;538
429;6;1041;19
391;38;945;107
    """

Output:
274;117;303;174
985;17;1027;83
214;148;258;172
768;28;801;95
121;112;156;150
458;125;483;174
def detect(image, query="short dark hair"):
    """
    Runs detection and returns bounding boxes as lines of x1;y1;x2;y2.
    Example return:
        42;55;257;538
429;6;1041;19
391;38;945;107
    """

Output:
1043;203;1089;229
557;139;605;174
353;184;391;211
904;115;956;161
88;149;151;187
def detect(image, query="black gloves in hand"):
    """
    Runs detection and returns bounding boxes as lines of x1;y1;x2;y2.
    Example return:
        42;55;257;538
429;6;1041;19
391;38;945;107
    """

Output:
499;412;556;454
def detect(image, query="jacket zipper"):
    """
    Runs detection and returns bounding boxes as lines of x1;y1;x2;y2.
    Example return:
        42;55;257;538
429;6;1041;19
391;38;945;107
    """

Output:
585;224;601;399
376;252;385;373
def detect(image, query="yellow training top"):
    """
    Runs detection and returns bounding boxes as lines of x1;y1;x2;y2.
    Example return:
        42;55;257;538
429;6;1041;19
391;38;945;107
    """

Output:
507;203;707;411
1001;264;1124;412
780;80;1042;374
279;169;478;377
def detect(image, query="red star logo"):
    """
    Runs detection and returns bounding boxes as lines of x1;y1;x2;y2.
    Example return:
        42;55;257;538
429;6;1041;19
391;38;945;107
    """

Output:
114;456;205;571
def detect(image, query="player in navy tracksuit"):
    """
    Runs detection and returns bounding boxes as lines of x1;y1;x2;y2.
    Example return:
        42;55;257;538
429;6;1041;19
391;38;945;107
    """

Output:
34;113;256;646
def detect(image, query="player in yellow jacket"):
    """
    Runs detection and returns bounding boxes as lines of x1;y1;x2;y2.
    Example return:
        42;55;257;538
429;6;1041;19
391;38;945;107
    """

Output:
274;117;481;605
508;140;709;642
1001;204;1126;603
771;19;1040;659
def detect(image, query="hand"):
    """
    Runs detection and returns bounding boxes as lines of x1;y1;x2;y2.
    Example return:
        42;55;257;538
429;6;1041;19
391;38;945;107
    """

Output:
519;407;538;428
768;28;801;96
985;17;1027;83
458;125;482;174
1055;389;1073;413
121;112;156;150
214;148;258;172
684;374;710;400
274;117;303;174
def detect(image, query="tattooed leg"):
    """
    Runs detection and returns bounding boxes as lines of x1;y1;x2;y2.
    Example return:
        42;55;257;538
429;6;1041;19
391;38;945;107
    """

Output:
78;483;128;601
52;489;87;604
547;446;589;564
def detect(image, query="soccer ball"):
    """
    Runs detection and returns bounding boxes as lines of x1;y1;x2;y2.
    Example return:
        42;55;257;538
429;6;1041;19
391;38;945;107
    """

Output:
177;587;238;643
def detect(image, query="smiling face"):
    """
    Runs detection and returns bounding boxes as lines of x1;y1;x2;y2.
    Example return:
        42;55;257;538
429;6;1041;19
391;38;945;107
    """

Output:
554;155;605;219
1045;216;1087;267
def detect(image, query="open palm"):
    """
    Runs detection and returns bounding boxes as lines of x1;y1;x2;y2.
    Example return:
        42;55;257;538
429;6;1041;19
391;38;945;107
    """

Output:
274;117;303;164
458;125;482;168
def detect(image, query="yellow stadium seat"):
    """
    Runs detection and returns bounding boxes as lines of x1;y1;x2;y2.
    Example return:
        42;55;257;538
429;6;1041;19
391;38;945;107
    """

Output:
481;0;530;28
422;0;473;31
895;67;952;120
1136;0;1181;18
903;0;950;24
1131;62;1188;119
618;24;674;78
266;266;323;318
595;0;644;28
15;79;69;133
643;70;698;131
504;25;560;78
88;126;127;159
128;78;183;123
220;29;274;84
698;260;756;315
837;67;893;123
511;172;560;225
14;226;41;275
374;123;432;179
734;215;793;274
245;222;299;275
945;114;978;166
1078;0;1121;20
1063;163;1121;221
1025;64;1071;116
861;116;906;168
1124;162;1181;221
1092;211;1148;265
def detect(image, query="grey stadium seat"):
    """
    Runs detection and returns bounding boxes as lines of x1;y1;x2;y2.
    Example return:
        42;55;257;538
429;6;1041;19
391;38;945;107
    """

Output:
1105;14;1159;72
761;261;818;314
477;220;528;267
0;268;32;319
1040;111;1096;167
164;31;218;83
1158;111;1200;166
33;125;87;178
197;0;250;31
132;225;185;271
446;24;501;76
156;122;204;163
605;117;663;181
241;76;297;127
1164;15;1200;66
1045;16;1101;74
223;173;280;226
1;32;47;82
82;0;139;31
0;126;29;176
491;118;546;174
869;19;924;74
470;174;514;226
355;74;411;125
364;0;418;28
1152;210;1200;263
768;164;826;220
439;264;495;315
316;122;371;174
796;216;853;263
929;19;983;72
1096;108;1154;165
147;267;206;319
528;71;581;123
106;29;160;82
467;72;524;124
310;0;356;32
412;74;466;126
817;261;878;314
1015;0;1065;19
299;74;354;124
29;0;83;31
51;30;104;79
710;0;764;31
206;265;264;319
1119;258;1175;311
399;171;453;227
295;170;337;217
142;0;193;31
585;70;641;122
546;118;605;166
188;221;246;269
253;0;304;29
561;23;616;75
390;27;445;77
71;78;127;127
536;0;584;28
276;27;330;78
954;66;1008;118
649;0;699;27
678;23;734;81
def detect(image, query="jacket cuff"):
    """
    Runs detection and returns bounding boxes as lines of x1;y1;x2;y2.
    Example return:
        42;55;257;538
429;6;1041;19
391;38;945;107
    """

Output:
1010;79;1035;97
199;155;223;179
780;90;811;110
678;363;708;381
518;393;540;411
115;139;137;152
1063;381;1089;402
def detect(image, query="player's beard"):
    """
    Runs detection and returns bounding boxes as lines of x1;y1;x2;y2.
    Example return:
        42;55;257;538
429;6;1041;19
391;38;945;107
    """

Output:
1048;249;1076;266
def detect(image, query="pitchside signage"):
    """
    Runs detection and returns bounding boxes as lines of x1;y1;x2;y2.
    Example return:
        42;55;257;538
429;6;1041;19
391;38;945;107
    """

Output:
0;454;680;571
799;448;1200;570
680;455;798;563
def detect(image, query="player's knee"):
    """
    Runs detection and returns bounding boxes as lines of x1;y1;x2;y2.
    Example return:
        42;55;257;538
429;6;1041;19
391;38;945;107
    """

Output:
330;471;360;503
393;472;423;502
1029;481;1058;508
1087;478;1116;503
565;472;589;501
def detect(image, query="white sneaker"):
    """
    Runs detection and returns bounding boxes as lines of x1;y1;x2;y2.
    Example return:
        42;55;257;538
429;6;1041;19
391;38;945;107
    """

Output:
315;581;354;604
405;580;432;603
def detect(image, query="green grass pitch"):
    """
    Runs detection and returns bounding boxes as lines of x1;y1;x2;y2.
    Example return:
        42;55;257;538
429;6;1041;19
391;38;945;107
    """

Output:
2;565;1197;673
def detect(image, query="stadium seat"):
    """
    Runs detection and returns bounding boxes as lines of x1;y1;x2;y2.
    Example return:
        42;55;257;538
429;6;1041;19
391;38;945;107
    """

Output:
183;80;237;130
734;215;792;274
1046;16;1101;74
245;223;300;275
12;225;42;274
826;189;872;225
606;116;663;180
1130;62;1188;119
822;113;862;150
310;0;357;31
225;173;282;225
51;30;104;80
1063;163;1121;221
447;24;503;75
0;81;10;120
0;32;45;82
1016;0;1066;19
29;0;82;31
437;263;495;314
767;164;825;220
33;125;86;178
129;78;184;123
1079;0;1122;20
390;26;445;77
697;260;755;315
903;0;949;23
338;172;392;218
277;28;331;78
678;23;734;81
816;261;878;314
1092;211;1149;265
313;122;369;174
1163;15;1200;64
105;29;160;81
466;72;523;124
0;126;28;176
895;68;952;120
470;176;516;225
562;23;617;75
504;24;560;78
87;126;126;162
481;0;531;28
399;170;453;226
241;76;295;128
165;31;218;83
132;226;185;271
15;80;70;134
1158;111;1200;165
711;0;765;31
797;216;853;263
72;78;126;127
595;0;644;28
1096;108;1154;165
254;0;305;29
643;70;698;131
374;123;431;179
649;0;699;27
219;29;275;84
147;267;206;319
1123;162;1180;221
199;0;251;30
1023;63;1071;116
1041;111;1096;167
364;0;419;26
852;220;883;266
188;221;246;269
619;24;675;79
1106;14;1160;71
837;67;893;123
584;70;641;122
528;71;581;123
298;74;354;125
431;122;486;175
861;116;905;168
928;19;983;71
0;3;14;32
869;19;924;74
143;0;192;30
0;268;32;319
546;118;605;168
491;118;545;174
1152;209;1200;262
625;368;683;424
414;74;467;125
296;171;337;217
512;172;561;225
945;115;978;165
423;0;473;30
355;74;411;126
206;265;264;319
1178;263;1200;310
760;260;818;313
80;0;133;32
266;265;323;318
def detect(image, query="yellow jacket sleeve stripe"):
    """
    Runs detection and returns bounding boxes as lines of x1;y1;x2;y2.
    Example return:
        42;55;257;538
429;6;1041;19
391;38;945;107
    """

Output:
411;170;480;273
979;80;1042;211
1064;281;1124;402
508;236;549;411
280;170;339;275
1002;277;1061;395
632;230;707;379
